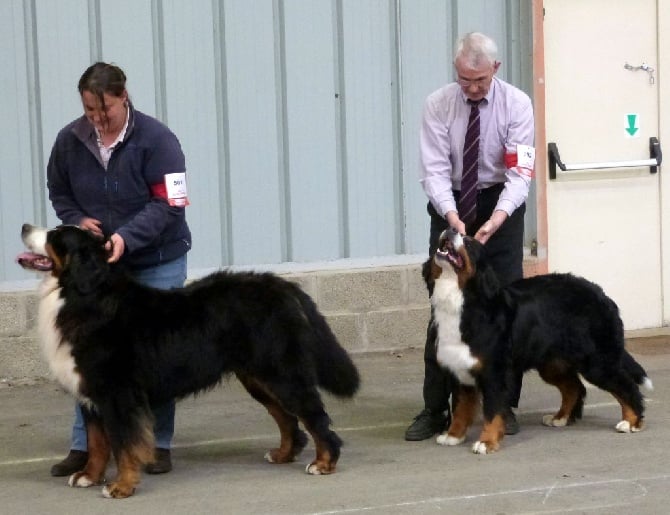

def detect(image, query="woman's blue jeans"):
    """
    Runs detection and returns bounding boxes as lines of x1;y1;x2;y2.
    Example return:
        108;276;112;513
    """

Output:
70;254;187;452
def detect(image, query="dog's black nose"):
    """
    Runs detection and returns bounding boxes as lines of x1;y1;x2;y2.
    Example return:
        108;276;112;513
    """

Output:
21;223;34;238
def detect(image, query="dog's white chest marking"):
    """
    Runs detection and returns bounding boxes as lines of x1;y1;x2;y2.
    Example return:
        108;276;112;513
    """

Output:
432;274;478;385
38;277;84;399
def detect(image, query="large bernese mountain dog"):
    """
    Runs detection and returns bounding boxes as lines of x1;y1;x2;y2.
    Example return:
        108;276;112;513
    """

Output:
17;223;360;499
424;228;652;455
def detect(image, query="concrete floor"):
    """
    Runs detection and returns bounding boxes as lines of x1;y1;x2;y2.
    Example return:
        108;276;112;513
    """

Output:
0;338;668;514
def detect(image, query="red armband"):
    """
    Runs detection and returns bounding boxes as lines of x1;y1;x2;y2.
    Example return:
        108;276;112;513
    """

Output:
150;182;168;199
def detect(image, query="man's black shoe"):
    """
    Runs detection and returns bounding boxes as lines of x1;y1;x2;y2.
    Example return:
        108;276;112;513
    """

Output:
50;449;88;477
404;409;449;441
144;448;172;474
505;409;520;435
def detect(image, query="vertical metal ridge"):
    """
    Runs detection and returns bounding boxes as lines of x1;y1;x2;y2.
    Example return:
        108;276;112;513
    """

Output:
333;0;349;258
151;0;168;123
391;0;405;254
273;0;291;262
212;0;233;266
88;0;102;61
449;0;459;75
505;0;517;84
23;0;46;225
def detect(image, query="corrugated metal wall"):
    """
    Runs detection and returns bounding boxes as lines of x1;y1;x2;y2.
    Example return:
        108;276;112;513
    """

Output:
0;0;532;286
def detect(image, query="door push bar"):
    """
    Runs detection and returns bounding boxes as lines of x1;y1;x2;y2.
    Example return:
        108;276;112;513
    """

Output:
547;137;662;180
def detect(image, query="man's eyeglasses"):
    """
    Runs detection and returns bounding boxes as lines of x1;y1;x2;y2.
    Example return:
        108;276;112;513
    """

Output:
456;77;490;88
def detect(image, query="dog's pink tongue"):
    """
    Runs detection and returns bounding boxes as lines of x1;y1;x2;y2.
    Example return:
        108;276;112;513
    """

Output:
16;252;35;263
16;252;53;271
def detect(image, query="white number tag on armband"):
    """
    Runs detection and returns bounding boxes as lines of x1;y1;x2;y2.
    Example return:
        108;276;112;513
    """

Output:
164;172;190;207
516;144;535;177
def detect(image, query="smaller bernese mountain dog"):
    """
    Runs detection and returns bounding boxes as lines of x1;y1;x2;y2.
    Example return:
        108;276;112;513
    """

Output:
17;224;360;498
424;228;653;455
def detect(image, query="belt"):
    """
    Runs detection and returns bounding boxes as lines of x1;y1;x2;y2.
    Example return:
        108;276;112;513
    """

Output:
453;182;505;197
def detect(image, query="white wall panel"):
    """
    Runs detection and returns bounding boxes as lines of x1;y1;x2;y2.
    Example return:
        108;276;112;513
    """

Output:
0;0;38;280
162;0;223;270
341;0;398;257
99;0;157;117
283;0;341;262
399;0;453;254
0;0;533;285
34;0;92;227
223;0;284;265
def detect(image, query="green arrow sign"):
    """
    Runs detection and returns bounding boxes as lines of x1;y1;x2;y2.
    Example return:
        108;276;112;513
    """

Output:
625;114;639;136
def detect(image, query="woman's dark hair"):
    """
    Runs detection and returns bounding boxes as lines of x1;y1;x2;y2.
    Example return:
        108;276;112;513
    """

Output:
77;62;127;107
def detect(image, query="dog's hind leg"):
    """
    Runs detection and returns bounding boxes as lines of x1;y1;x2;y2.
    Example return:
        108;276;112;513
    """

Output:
236;373;308;464
299;405;343;475
437;384;477;446
68;411;109;488
580;366;645;433
537;361;586;427
277;383;342;475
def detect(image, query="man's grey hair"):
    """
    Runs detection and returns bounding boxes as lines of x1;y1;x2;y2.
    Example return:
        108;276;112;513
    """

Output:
454;32;498;68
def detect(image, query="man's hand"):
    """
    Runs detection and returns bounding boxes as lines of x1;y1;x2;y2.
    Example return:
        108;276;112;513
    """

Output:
105;233;126;263
446;211;465;235
475;210;508;244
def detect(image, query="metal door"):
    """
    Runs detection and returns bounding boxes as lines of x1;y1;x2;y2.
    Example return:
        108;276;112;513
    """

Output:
543;0;662;329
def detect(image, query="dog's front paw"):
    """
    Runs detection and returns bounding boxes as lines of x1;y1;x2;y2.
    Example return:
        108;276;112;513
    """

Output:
102;482;136;499
615;420;643;433
542;414;568;427
436;433;465;446
68;471;101;488
305;460;336;475
471;440;498;454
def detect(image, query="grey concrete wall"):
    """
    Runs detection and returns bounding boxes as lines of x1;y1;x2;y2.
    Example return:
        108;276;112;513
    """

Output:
0;264;431;381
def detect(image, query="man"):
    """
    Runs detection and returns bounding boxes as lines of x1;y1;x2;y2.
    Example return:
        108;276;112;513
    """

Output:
405;32;535;441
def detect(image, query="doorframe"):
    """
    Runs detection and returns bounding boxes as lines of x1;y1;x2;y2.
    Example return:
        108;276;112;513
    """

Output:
659;3;670;326
531;0;548;276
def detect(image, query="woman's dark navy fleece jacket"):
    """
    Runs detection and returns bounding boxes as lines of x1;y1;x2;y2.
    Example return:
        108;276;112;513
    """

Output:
47;104;191;269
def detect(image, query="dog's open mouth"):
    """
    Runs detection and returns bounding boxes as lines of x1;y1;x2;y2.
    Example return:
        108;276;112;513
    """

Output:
436;232;464;270
16;252;53;272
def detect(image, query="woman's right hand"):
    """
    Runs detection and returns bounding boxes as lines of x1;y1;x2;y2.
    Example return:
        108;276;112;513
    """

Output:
79;217;104;238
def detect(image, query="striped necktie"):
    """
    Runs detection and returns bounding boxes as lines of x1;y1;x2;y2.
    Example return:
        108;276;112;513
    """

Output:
459;100;481;227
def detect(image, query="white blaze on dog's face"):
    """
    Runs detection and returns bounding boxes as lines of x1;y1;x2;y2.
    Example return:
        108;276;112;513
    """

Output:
432;229;476;290
429;229;480;384
22;224;48;255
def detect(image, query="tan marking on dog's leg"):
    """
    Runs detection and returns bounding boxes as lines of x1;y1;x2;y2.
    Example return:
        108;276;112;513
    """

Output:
264;402;306;464
68;419;109;488
437;385;477;446
235;373;307;464
304;432;335;475
300;413;340;475
612;394;644;433
102;447;148;499
472;414;505;454
101;418;154;499
538;363;582;427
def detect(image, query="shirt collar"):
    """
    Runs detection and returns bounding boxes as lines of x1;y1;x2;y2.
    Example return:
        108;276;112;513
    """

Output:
95;105;130;149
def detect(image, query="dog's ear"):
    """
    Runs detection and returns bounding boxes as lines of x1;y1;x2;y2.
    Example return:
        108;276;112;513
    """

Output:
464;238;501;300
422;257;435;296
476;266;501;300
64;245;109;295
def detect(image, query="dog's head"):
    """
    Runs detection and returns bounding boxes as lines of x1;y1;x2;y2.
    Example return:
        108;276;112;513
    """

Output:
18;224;110;294
423;228;498;295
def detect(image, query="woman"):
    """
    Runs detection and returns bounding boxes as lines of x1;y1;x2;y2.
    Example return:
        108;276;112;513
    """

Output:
46;62;192;476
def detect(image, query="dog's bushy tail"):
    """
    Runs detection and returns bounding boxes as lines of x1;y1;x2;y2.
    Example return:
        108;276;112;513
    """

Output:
622;350;654;391
294;287;360;398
